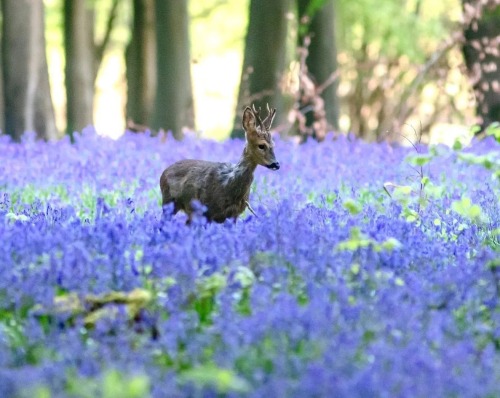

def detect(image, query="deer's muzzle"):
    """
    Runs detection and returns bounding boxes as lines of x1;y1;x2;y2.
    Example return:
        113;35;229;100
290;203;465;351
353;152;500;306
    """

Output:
266;162;280;170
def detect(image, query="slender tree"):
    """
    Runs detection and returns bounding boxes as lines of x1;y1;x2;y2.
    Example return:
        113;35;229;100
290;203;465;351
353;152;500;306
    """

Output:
63;0;120;138
232;0;291;138
153;0;195;139
297;0;339;138
126;0;157;130
2;0;57;141
0;38;4;132
462;0;500;131
64;0;94;138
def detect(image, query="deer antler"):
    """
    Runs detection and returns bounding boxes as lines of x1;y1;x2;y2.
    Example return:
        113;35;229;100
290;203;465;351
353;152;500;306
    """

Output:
262;103;276;130
251;104;265;130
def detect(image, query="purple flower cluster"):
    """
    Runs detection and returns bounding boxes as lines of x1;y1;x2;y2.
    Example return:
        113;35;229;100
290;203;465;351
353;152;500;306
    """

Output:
0;129;499;397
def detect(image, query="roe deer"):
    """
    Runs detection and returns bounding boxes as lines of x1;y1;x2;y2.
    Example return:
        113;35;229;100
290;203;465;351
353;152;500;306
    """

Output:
160;105;279;223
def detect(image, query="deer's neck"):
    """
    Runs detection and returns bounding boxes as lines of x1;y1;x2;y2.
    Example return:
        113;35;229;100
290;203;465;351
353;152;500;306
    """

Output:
223;147;257;197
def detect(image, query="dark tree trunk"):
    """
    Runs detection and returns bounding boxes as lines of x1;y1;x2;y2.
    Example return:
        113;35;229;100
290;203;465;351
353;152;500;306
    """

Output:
64;0;119;139
232;0;291;138
64;0;95;138
153;0;195;139
126;0;157;130
298;0;339;137
0;38;4;132
1;0;57;141
462;0;500;131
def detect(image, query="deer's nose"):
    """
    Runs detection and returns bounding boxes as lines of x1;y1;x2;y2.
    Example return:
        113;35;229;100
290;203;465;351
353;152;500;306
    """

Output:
266;161;280;170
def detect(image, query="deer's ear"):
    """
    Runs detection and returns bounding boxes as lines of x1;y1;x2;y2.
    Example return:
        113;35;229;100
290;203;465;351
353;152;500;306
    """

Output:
242;107;257;132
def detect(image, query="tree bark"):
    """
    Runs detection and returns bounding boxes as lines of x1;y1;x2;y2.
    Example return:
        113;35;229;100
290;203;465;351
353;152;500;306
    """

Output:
126;0;157;129
153;0;195;139
0;38;4;132
462;0;500;131
1;0;57;141
64;0;95;138
232;0;291;138
298;0;339;136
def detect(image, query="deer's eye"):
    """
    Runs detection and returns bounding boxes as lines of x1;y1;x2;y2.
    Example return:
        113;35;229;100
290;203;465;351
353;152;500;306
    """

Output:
258;144;266;150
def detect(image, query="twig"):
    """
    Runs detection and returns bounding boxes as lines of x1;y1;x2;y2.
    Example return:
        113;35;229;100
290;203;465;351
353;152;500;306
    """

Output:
95;0;120;73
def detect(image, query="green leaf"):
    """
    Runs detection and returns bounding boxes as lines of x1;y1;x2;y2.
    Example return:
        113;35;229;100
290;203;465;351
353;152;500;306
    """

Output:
403;208;419;222
394;277;405;286
381;237;403;252
102;370;150;398
406;153;434;167
343;198;362;215
350;263;360;275
336;227;373;252
452;139;463;150
470;125;482;135
179;364;250;394
197;273;227;299
485;122;500;143
451;196;484;223
233;266;255;288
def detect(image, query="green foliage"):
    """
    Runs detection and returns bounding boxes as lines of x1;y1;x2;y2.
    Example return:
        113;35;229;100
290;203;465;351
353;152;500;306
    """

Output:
179;364;250;394
64;369;150;398
337;0;451;62
303;0;329;18
451;196;484;223
458;148;500;183
336;227;402;253
485;122;500;143
343;198;363;215
405;152;435;167
192;272;227;324
384;146;444;222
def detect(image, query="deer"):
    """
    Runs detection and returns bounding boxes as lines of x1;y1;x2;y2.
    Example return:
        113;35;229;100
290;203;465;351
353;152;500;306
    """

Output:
160;105;280;223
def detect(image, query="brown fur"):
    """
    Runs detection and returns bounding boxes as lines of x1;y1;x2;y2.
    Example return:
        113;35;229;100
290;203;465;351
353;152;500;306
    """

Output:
160;105;279;223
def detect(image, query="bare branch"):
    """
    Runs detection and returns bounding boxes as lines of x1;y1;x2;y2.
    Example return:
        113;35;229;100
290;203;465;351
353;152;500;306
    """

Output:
95;0;120;75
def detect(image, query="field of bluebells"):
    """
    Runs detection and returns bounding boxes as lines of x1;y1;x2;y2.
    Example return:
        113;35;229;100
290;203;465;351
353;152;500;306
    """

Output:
1;127;499;397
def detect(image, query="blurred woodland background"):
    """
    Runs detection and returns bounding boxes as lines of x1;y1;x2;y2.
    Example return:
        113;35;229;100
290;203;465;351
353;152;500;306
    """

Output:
0;0;499;144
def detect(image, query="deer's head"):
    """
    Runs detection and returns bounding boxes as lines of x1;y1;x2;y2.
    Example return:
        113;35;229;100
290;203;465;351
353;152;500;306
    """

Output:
242;104;280;170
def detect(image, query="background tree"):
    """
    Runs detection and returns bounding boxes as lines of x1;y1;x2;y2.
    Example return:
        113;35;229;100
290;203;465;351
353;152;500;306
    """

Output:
2;0;57;141
126;0;157;131
296;0;339;140
64;0;120;138
232;0;292;138
333;0;470;142
0;39;4;132
462;0;500;132
153;0;195;139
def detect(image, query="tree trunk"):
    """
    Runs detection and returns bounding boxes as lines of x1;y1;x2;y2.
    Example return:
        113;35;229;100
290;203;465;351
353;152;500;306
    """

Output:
462;0;500;131
232;0;291;138
2;0;57;141
64;0;95;138
153;0;194;139
0;38;4;132
126;0;157;130
297;0;339;137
